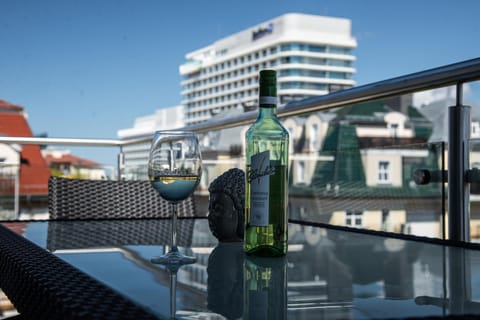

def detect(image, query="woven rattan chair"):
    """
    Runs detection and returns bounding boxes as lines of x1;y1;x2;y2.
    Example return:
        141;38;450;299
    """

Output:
48;176;197;220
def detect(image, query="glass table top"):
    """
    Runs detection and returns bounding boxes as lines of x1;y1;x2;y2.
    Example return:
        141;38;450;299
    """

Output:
5;218;480;319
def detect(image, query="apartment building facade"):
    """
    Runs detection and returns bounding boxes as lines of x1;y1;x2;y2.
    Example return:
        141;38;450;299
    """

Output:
117;105;184;178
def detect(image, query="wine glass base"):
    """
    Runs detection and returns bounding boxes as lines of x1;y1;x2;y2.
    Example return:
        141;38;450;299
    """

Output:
151;250;197;271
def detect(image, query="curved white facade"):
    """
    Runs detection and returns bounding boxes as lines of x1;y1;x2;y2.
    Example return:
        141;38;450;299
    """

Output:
180;13;357;125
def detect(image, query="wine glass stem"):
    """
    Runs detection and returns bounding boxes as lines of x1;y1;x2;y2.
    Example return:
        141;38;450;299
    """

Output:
170;272;177;319
171;202;178;252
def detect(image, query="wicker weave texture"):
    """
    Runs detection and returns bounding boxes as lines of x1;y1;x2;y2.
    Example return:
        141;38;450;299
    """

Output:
0;224;157;320
46;219;196;251
48;177;197;220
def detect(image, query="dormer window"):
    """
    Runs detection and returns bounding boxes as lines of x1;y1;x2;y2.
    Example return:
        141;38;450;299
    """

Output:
310;123;320;151
388;123;399;138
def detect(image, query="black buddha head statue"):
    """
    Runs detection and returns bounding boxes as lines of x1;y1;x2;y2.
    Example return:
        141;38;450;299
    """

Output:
208;168;245;242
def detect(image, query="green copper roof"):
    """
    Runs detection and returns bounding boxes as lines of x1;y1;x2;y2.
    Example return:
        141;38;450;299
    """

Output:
303;121;442;198
312;123;366;187
335;100;390;119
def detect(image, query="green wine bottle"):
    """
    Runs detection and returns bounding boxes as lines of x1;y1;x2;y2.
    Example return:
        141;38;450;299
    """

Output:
244;69;289;257
243;255;287;319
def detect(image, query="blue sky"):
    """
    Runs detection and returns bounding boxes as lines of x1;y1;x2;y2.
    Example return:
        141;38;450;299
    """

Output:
1;0;480;166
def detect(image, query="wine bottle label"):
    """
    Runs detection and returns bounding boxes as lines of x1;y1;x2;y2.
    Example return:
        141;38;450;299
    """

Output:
259;96;276;105
249;150;273;227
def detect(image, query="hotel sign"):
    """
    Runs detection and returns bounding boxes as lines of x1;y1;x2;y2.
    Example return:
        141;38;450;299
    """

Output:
252;23;274;41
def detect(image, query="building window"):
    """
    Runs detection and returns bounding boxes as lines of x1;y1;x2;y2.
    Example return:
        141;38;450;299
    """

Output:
472;121;480;138
328;71;349;79
388;123;399;138
299;206;306;218
346;211;363;227
310;123;319;151
297;161;305;184
378;161;390;183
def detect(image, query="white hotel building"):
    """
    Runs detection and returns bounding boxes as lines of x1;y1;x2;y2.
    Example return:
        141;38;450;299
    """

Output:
118;13;357;177
180;13;357;125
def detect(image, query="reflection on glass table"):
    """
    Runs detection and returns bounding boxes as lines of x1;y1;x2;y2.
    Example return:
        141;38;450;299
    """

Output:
8;218;480;319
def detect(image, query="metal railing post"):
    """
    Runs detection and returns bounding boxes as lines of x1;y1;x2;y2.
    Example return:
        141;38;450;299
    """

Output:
448;83;471;242
117;147;125;181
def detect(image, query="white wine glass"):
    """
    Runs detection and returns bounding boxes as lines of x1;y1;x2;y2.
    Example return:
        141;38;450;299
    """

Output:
148;130;202;266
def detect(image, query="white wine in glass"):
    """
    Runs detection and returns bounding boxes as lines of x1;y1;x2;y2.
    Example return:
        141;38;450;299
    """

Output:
148;130;202;266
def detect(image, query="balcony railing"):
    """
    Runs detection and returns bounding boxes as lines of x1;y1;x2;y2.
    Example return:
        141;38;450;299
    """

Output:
1;58;480;242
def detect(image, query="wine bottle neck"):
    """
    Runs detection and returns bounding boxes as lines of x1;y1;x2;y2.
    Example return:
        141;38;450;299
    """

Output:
259;95;276;104
258;69;277;116
258;103;277;118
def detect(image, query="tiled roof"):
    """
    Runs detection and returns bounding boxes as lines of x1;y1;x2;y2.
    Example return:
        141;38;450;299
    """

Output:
0;99;24;112
0;102;50;196
1;222;27;235
44;153;101;168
